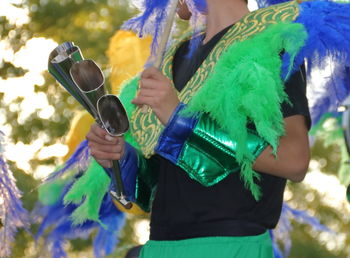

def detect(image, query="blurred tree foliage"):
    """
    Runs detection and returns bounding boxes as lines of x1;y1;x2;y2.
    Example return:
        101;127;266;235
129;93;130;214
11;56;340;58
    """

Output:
1;0;140;257
0;0;349;257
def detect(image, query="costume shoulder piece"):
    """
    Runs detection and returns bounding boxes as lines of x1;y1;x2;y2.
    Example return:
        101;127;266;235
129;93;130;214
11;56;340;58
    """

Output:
182;0;350;196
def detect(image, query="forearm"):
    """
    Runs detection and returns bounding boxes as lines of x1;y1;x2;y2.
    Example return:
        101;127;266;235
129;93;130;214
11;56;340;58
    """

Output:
253;115;310;182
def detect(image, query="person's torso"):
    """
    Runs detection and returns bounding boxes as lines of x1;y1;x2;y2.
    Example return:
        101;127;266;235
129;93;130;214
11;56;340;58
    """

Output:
120;0;309;240
150;25;291;241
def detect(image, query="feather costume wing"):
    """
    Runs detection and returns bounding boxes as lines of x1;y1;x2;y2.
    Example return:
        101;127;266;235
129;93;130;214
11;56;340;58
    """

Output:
35;163;125;258
271;202;332;257
0;131;30;258
290;0;350;125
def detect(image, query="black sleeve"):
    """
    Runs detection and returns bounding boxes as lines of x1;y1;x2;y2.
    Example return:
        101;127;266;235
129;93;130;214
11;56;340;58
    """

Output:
281;65;311;130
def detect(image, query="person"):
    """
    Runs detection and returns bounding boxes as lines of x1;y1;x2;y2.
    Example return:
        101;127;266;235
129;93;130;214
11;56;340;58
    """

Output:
87;0;311;257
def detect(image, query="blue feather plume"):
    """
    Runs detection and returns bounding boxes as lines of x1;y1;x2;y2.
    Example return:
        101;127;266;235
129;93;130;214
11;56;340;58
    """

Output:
46;220;95;258
283;203;332;233
35;171;125;258
93;194;125;258
43;140;90;183
122;0;172;55
191;0;207;13
123;0;209;60
269;230;283;258
310;65;350;124
185;0;207;58
255;0;290;9
271;202;333;257
289;1;350;125
34;180;77;240
0;132;30;258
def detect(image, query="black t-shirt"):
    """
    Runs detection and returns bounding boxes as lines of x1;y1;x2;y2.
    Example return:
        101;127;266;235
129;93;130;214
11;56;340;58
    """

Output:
149;26;311;241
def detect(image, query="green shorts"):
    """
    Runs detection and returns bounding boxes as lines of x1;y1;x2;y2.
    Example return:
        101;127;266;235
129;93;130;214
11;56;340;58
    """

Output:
140;231;274;258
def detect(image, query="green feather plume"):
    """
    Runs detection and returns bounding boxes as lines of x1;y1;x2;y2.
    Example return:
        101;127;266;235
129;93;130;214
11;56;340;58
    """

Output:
183;22;307;200
118;76;140;148
63;159;110;226
38;177;70;206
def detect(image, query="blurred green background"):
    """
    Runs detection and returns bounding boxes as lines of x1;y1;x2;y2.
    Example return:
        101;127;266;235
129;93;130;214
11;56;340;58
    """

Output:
0;0;349;257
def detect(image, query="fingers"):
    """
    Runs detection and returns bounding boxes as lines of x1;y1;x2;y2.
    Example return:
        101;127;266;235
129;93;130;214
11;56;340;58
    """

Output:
89;139;125;164
86;123;119;145
133;85;156;104
86;123;125;168
134;76;172;106
91;148;123;161
139;78;164;90
135;67;179;125
88;141;123;153
132;95;154;106
95;159;112;168
136;88;155;97
141;67;165;80
139;78;159;89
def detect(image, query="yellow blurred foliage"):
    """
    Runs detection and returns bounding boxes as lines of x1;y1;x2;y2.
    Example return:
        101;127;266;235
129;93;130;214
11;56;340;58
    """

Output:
107;30;152;95
63;111;94;160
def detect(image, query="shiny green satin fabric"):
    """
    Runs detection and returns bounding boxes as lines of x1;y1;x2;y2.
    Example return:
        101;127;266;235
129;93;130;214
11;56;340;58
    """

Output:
177;113;267;186
134;150;159;212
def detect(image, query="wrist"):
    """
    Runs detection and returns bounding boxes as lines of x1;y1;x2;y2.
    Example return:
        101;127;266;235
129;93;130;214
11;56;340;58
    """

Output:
155;103;199;163
156;100;181;125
